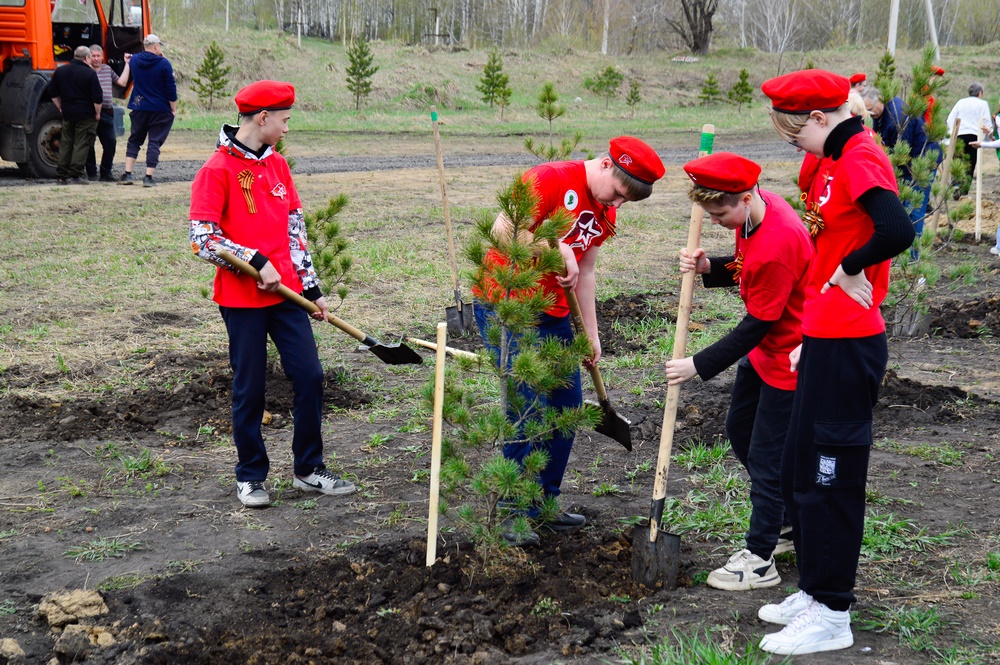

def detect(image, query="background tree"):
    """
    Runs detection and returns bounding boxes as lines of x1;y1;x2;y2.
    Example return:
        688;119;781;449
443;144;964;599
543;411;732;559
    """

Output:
345;37;378;112
665;0;718;54
583;65;624;109
625;79;642;117
535;83;565;147
190;41;231;111
497;83;512;121
524;83;585;161
699;71;723;105
476;49;510;110
727;67;753;113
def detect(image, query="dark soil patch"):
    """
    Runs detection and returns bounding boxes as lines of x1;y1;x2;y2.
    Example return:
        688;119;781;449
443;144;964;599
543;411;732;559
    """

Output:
0;352;370;443
595;292;675;355
928;295;1000;338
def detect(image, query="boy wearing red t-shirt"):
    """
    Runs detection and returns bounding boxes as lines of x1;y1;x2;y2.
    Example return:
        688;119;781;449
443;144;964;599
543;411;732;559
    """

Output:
755;69;914;656
665;153;813;592
189;80;355;508
472;137;665;546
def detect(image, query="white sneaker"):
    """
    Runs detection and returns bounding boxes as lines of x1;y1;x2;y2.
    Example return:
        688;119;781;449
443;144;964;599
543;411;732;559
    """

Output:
773;525;794;555
236;480;271;508
990;246;1000;256
293;469;356;496
706;549;780;591
758;589;813;624
759;598;853;655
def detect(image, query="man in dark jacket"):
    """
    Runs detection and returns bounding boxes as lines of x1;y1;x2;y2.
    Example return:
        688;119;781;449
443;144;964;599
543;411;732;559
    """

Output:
48;46;102;184
120;34;177;187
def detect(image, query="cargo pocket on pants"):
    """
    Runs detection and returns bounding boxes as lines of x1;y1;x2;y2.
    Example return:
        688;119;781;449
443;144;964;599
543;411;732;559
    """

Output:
813;420;872;489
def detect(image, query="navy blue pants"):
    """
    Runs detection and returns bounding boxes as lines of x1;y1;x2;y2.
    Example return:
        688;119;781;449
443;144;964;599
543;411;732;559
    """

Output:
86;109;116;178
125;110;173;169
474;301;582;501
220;301;326;482
725;357;794;559
782;334;887;611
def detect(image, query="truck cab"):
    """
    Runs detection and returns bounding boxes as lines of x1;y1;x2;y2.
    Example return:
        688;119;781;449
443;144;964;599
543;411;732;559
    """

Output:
0;0;151;177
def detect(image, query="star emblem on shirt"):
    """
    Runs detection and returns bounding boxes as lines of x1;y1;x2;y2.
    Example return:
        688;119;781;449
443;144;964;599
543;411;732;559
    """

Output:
563;211;603;250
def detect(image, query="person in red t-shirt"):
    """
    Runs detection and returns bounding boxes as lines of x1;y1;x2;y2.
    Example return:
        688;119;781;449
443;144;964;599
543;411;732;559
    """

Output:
665;152;813;592
754;69;914;656
471;136;665;546
189;80;355;508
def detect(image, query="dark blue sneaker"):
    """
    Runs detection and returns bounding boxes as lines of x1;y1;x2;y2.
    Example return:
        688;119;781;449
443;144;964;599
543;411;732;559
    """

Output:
546;511;586;531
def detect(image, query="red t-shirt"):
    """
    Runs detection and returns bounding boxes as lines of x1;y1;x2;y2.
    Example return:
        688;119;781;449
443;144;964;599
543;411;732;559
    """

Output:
473;161;616;318
190;146;303;308
734;190;813;390
802;131;898;338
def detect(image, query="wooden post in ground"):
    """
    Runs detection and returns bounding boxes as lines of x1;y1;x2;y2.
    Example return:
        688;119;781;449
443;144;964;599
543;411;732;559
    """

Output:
975;127;984;242
928;118;961;238
426;322;447;567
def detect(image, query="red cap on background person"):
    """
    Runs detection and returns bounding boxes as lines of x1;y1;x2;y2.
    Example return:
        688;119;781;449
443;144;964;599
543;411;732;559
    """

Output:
761;70;850;114
609;136;665;185
683;152;761;193
235;80;296;114
932;66;946;76
848;72;866;85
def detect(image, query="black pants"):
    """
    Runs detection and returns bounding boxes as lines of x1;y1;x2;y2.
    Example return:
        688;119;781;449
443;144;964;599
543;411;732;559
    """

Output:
86;109;116;178
219;301;325;482
781;334;887;611
726;357;794;559
957;133;979;194
125;109;174;170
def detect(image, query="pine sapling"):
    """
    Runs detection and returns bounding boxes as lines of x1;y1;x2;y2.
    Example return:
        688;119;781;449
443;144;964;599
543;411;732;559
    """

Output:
625;79;641;117
191;41;231;111
583;65;624;109
304;194;353;308
699;72;723;105
345;38;379;112
727;68;753;113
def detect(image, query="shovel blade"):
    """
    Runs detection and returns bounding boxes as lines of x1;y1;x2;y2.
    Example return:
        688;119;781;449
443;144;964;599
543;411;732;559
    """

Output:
589;398;632;451
446;302;476;337
631;522;681;590
366;342;424;365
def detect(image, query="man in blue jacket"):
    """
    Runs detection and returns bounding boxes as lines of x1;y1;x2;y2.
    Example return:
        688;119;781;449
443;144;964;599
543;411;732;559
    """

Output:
120;34;177;187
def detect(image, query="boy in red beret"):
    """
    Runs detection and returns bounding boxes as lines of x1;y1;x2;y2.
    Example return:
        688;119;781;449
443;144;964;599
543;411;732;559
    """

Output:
472;136;664;546
848;72;866;94
755;69;914;655
189;80;356;508
665;152;813;591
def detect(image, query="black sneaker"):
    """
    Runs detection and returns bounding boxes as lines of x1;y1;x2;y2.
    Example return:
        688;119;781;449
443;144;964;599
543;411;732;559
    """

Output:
142;175;156;188
68;177;89;185
236;480;271;508
546;511;586;531
501;517;540;547
99;174;116;182
119;172;133;185
87;173;99;182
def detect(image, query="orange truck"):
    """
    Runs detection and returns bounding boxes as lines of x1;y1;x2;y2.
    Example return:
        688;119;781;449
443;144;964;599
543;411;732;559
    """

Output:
0;0;150;177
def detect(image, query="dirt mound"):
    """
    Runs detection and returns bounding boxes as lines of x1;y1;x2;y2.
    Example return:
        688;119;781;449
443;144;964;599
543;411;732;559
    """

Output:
0;352;370;443
875;370;974;426
596;292;675;355
928;296;1000;338
108;531;671;665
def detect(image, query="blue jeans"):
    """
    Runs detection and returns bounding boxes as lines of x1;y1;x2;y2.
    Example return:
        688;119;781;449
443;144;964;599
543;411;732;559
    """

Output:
220;301;326;481
474;301;582;500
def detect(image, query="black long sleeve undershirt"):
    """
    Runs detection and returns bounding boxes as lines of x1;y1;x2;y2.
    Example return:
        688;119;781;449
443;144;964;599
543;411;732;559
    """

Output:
693;314;774;381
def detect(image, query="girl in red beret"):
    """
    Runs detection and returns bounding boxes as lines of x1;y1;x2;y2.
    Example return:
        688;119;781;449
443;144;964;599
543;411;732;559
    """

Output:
756;69;914;656
471;136;664;546
666;152;813;593
188;81;356;508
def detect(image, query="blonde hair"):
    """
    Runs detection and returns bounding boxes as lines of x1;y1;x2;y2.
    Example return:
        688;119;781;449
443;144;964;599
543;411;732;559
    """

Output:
847;90;869;122
687;185;746;207
769;103;849;144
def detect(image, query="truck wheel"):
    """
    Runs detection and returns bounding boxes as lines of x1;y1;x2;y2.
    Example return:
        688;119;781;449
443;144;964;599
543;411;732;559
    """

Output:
17;102;62;179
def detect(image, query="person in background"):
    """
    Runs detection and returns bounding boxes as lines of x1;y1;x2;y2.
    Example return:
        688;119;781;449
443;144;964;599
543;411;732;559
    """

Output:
666;152;813;592
969;131;1000;255
120;34;176;187
946;82;994;197
86;45;130;182
758;69;914;656
848;73;866;95
48;46;102;185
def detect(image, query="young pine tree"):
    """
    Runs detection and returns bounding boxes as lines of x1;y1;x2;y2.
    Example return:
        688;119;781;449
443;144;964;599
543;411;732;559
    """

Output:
583;65;624;109
699;72;722;105
535;82;565;146
625;79;641;117
477;49;511;112
191;41;231;111
524;83;584;160
304;194;353;308
427;175;599;560
727;68;753;113
345;38;379;112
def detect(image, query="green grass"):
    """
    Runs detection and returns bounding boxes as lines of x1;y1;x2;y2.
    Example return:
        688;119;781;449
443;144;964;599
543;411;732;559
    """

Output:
617;626;784;665
861;512;958;560
858;604;950;652
676;438;731;470
64;537;143;562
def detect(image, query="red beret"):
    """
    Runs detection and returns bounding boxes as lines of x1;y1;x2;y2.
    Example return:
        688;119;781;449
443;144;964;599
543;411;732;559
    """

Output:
683;152;761;193
235;80;296;114
932;66;945;76
761;69;850;114
848;72;866;85
609;136;665;185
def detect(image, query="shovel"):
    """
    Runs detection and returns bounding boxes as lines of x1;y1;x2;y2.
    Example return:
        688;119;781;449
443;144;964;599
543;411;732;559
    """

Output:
216;249;423;365
632;123;714;589
431;106;476;337
548;239;632;451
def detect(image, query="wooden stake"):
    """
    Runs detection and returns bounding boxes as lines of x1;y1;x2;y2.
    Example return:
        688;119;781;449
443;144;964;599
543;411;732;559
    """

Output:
928;118;961;238
426;322;447;567
976;127;983;242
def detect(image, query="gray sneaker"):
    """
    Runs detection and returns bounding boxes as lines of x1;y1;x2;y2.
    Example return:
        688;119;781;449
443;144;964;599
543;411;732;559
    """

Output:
236;480;271;508
119;172;133;185
293;469;356;496
773;525;794;555
142;175;156;187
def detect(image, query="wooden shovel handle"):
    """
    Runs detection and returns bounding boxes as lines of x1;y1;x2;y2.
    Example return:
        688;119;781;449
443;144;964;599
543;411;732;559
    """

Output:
215;249;368;343
431;106;463;301
407;337;480;361
649;124;713;542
